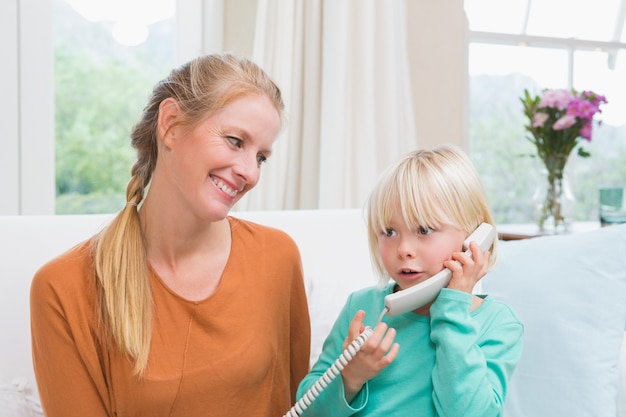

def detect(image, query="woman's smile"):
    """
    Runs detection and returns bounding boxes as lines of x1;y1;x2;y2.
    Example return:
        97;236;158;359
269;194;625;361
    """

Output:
211;175;241;199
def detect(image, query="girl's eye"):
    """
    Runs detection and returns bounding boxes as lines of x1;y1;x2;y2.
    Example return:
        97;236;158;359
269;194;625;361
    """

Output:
257;154;268;165
383;228;397;237
227;136;243;148
417;226;434;236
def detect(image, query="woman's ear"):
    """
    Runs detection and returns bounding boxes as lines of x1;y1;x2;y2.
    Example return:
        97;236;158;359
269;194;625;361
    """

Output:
157;98;180;149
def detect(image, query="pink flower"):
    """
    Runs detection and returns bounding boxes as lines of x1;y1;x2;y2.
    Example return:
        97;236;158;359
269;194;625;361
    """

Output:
521;87;607;159
532;112;549;127
552;114;577;130
580;122;592;141
539;89;574;110
567;97;598;120
582;91;608;107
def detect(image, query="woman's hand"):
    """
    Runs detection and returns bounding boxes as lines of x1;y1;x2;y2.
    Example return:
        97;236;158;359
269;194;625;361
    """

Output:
445;241;491;294
341;310;399;403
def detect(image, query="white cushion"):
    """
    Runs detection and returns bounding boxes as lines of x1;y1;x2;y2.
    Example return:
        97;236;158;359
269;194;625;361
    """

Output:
617;333;626;417
0;378;44;417
482;224;626;417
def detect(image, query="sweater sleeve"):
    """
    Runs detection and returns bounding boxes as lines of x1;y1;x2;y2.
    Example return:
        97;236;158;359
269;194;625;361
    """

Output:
295;294;368;417
429;289;523;417
30;247;111;417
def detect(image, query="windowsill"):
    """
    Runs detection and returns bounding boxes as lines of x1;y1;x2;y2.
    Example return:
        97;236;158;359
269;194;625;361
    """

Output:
497;221;602;241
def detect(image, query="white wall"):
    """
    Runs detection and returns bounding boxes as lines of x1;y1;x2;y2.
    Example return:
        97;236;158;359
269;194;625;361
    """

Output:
407;1;468;150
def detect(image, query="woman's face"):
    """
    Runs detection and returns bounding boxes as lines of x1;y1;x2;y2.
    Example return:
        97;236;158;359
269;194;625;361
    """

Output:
159;93;281;221
377;206;467;292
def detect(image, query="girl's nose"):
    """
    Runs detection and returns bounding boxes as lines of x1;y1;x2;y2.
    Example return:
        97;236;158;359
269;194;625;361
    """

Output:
397;239;416;259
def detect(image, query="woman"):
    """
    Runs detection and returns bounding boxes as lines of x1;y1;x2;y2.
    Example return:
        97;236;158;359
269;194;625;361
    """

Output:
30;53;311;417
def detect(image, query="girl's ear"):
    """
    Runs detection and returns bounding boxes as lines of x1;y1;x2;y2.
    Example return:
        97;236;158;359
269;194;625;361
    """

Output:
157;98;180;149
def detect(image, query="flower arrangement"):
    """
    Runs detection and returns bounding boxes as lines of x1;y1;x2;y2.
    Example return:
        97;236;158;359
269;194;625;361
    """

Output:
520;88;607;232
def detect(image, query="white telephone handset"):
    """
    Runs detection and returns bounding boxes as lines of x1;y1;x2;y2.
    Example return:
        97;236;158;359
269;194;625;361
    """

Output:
283;223;496;416
383;222;496;317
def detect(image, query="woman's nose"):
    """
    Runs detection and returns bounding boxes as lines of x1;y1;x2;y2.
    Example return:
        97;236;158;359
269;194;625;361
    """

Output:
233;153;260;186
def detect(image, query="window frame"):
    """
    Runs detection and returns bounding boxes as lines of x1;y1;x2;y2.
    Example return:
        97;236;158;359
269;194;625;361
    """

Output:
1;0;21;215
1;0;54;215
469;30;626;86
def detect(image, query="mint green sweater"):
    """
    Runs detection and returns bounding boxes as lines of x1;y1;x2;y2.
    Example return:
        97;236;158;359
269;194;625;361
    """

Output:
296;286;523;417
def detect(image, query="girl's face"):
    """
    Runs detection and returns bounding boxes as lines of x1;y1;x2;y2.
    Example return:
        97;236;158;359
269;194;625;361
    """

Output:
160;93;281;221
377;206;467;292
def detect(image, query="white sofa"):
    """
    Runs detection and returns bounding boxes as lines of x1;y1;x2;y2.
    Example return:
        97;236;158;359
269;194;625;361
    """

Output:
1;209;625;417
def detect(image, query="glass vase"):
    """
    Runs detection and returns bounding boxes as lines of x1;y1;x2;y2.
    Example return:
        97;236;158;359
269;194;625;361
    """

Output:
533;168;575;234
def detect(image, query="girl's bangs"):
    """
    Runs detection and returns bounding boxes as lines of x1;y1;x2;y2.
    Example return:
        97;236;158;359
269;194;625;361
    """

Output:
375;166;456;232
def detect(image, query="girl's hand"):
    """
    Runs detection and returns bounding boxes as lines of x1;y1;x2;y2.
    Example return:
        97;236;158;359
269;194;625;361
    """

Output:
445;241;491;294
341;310;399;403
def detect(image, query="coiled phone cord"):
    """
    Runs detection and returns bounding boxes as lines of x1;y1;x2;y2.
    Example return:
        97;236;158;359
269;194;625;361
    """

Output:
283;326;373;417
283;308;388;417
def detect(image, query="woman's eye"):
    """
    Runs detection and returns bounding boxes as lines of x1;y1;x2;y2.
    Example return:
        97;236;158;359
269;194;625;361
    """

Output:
417;226;433;235
227;136;243;148
257;154;268;165
383;228;397;237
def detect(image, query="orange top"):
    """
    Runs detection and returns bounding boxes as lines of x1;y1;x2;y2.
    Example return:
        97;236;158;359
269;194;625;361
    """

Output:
30;217;311;417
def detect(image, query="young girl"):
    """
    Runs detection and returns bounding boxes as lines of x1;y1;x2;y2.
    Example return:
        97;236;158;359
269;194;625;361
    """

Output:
295;145;523;417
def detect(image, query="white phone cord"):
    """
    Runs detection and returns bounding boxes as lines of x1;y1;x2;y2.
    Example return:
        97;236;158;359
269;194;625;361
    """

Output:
283;326;374;417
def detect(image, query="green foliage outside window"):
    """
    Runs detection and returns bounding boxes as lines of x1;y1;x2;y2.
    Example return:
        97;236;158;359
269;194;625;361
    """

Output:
53;0;173;214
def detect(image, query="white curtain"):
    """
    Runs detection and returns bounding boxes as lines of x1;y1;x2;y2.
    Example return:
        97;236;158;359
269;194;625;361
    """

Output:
235;0;418;211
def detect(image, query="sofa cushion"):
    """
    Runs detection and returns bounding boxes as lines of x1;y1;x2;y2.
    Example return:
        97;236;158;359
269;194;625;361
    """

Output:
482;224;626;417
0;378;44;417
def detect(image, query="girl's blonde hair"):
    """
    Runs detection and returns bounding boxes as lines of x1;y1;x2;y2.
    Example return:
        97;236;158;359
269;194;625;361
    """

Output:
366;144;498;286
92;54;284;375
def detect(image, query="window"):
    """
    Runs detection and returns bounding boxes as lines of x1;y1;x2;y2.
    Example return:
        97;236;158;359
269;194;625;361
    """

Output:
53;0;176;214
2;0;207;215
466;0;626;224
